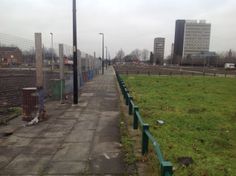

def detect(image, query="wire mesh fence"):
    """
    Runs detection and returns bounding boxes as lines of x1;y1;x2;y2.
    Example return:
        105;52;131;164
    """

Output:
0;33;101;110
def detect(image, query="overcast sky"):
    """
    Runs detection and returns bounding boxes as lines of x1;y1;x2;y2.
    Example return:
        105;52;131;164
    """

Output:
0;0;236;57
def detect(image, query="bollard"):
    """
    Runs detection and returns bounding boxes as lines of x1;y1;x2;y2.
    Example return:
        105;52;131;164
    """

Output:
142;124;149;155
129;96;133;115
133;106;139;129
161;161;173;176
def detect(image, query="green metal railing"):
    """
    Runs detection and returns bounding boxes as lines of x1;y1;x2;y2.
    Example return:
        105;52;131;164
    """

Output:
115;71;173;176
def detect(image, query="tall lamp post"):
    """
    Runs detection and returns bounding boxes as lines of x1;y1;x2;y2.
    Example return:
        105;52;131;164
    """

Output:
105;46;108;69
99;33;104;74
72;0;78;104
50;32;54;71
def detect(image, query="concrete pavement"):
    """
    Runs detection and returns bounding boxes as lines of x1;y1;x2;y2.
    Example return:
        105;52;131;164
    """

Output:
0;67;128;175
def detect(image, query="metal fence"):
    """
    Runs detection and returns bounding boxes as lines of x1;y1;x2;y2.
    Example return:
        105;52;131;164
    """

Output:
115;71;173;176
0;33;101;108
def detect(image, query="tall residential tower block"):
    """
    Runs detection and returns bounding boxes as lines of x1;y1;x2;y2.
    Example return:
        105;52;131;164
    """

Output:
173;20;211;64
153;37;165;65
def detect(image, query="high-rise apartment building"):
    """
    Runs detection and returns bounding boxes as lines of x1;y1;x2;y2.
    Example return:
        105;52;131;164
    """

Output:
153;37;165;65
173;20;211;64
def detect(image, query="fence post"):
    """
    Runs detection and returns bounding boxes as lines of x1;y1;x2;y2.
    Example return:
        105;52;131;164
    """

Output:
120;80;124;88
124;88;129;100
126;93;130;105
133;106;139;129
161;161;173;176
129;96;133;115
142;124;149;155
123;86;127;98
123;86;126;96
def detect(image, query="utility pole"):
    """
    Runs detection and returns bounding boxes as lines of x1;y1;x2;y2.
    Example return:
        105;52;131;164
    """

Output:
50;32;54;71
59;44;64;103
35;33;45;120
105;46;108;69
109;51;111;65
73;0;78;104
99;33;104;74
35;33;43;88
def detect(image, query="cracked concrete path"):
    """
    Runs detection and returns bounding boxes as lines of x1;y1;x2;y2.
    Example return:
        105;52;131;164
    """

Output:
0;67;127;175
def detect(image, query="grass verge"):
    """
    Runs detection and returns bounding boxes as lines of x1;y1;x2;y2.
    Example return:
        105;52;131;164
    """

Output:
122;75;236;176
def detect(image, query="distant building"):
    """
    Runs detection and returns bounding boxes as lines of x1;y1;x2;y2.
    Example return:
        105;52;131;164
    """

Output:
171;43;174;62
153;37;165;65
173;20;211;64
0;47;23;65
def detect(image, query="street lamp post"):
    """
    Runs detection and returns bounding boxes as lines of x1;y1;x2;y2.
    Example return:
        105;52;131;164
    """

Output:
99;33;104;74
50;32;54;71
105;46;108;69
72;0;78;104
109;51;111;65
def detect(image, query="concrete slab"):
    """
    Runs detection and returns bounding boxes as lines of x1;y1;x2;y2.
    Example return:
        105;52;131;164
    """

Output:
81;93;94;97
77;101;88;107
89;152;125;175
1;154;50;175
74;120;97;130
106;92;117;97
61;111;81;119
0;67;129;175
100;111;119;117
0;135;32;146
46;161;87;175
0;146;23;169
21;143;60;155
96;121;120;136
52;143;90;161
40;120;75;138
16;124;49;138
32;137;64;144
92;140;122;155
65;130;94;143
79;114;100;121
50;119;77;126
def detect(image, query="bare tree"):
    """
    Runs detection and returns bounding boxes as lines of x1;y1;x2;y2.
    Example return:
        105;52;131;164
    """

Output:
141;49;149;61
130;49;142;60
115;49;125;61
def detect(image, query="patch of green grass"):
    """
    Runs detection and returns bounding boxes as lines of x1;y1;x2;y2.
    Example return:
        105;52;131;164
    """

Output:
120;111;137;165
7;107;22;115
122;75;236;176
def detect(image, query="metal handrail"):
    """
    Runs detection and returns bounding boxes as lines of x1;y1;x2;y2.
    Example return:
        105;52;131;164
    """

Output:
115;72;173;176
145;130;164;162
